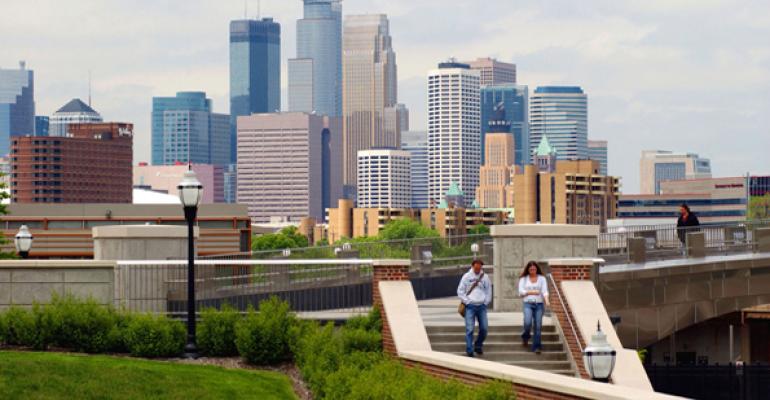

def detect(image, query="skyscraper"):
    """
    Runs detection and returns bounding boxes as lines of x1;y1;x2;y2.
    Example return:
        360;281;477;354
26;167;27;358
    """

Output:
342;14;398;198
357;149;411;209
639;150;712;194
476;104;516;209
35;116;49;136
288;0;342;117
480;84;528;166
236;112;341;223
529;86;588;161
401;130;429;209
151;92;230;167
49;99;103;137
428;60;481;207
464;57;516;86
588;139;608;175
229;17;281;162
0;61;34;155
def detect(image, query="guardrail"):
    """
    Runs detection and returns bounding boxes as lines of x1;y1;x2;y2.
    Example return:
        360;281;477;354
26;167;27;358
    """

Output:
599;220;770;264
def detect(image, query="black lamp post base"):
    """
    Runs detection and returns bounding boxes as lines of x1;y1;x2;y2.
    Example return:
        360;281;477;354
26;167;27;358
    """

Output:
183;341;199;359
591;378;610;383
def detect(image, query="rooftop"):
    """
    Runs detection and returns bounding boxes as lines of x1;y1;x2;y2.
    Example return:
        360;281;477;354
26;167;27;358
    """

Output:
55;98;99;114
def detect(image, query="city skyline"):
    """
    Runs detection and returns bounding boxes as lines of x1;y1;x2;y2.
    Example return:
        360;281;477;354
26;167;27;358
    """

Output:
2;1;770;192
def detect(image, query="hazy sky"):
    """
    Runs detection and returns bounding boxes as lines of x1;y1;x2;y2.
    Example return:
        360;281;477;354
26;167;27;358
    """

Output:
2;0;769;192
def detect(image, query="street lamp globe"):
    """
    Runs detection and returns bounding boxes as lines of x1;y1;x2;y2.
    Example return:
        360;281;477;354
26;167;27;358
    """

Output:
583;321;617;382
342;242;352;251
15;225;33;258
470;242;480;254
178;169;203;208
282;248;292;257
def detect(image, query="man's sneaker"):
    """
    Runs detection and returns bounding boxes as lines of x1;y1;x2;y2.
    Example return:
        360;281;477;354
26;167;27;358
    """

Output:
475;349;484;355
466;352;474;357
535;349;542;355
521;338;529;348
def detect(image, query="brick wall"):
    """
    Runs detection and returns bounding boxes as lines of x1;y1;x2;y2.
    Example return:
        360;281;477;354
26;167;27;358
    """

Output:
372;263;410;355
402;359;584;400
547;263;594;379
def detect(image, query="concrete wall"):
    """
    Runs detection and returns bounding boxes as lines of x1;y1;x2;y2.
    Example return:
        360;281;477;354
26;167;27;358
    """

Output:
0;260;115;309
93;225;198;260
491;224;599;311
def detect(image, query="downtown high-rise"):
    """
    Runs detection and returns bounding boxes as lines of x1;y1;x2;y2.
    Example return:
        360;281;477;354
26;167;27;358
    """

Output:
288;0;342;117
529;86;588;161
0;61;34;156
480;84;528;167
229;17;281;162
401;130;428;209
427;60;481;207
151;92;230;167
342;14;399;199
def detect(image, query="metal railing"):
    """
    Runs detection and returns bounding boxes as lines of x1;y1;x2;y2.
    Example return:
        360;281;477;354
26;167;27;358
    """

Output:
114;259;376;317
599;220;770;264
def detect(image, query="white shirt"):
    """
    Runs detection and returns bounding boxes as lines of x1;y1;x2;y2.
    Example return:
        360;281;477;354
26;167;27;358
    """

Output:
518;275;549;303
457;269;492;305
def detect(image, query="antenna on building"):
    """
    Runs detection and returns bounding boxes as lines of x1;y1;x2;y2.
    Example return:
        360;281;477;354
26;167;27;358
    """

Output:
244;0;247;18
257;0;261;19
88;70;92;107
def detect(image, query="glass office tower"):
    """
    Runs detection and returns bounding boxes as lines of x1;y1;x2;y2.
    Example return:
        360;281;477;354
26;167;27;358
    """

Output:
229;17;281;162
289;0;342;117
0;61;34;155
480;84;529;167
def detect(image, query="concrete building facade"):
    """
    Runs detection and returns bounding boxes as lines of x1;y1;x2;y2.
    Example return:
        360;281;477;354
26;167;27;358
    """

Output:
512;159;620;227
476;132;515;209
236;112;342;223
529;86;588;161
10;123;133;204
133;163;225;204
640;150;712;195
464;57;516;86
428;61;481;207
357;149;411;209
0;61;34;156
341;14;398;198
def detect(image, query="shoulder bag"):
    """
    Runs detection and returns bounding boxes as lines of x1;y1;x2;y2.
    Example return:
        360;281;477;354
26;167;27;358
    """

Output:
458;272;484;317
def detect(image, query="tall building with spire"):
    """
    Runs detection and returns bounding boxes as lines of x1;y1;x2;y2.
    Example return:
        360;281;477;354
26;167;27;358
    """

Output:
49;99;102;137
529;86;587;161
0;61;34;155
427;60;480;207
229;17;281;162
534;135;557;173
288;0;342;117
341;14;398;199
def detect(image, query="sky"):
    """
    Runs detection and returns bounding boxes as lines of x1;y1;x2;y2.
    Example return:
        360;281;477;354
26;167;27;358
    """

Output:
2;0;769;192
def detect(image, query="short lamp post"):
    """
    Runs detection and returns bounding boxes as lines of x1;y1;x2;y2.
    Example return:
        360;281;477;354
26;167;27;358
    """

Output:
15;225;33;259
470;242;480;259
583;321;617;383
282;248;292;258
178;169;203;359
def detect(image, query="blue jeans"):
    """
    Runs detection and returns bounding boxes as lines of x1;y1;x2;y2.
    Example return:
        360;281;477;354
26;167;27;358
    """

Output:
464;303;488;355
522;302;544;351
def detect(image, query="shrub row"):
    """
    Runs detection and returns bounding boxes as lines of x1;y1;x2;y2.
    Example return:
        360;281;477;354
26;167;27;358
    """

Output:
0;294;183;357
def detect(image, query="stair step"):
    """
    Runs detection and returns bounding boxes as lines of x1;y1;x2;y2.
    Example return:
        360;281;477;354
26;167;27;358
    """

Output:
427;332;562;343
431;342;565;354
448;355;573;371
425;325;557;334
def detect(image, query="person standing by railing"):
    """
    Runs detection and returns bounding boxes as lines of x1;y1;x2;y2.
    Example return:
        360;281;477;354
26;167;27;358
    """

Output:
457;259;492;357
518;261;550;354
677;203;700;255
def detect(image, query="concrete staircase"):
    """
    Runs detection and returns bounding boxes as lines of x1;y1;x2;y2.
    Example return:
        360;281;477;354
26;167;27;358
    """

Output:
425;323;577;376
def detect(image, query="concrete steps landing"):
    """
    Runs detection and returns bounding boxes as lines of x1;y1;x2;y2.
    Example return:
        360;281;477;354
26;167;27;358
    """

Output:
425;324;577;377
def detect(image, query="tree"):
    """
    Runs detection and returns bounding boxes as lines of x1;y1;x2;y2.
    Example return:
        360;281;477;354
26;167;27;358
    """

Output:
749;194;770;220
0;172;16;259
468;224;490;235
251;226;309;252
377;218;439;241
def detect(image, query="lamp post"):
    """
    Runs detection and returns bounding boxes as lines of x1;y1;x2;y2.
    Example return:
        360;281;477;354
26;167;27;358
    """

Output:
282;248;292;258
14;225;33;259
178;169;203;359
470;242;480;260
583;321;617;383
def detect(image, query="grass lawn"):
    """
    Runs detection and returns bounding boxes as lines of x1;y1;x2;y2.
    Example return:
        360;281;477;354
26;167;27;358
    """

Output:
0;351;297;400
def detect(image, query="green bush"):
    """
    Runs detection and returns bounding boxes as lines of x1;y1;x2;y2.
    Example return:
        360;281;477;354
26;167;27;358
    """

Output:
30;303;58;350
236;297;296;365
123;313;185;357
106;310;134;353
198;304;240;356
292;322;341;397
49;294;119;353
340;327;381;354
2;306;37;346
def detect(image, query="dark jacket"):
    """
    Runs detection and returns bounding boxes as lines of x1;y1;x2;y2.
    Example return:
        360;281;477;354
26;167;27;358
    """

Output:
676;213;700;244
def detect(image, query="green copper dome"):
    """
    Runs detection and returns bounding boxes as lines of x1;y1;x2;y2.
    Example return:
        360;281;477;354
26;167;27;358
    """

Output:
535;135;557;156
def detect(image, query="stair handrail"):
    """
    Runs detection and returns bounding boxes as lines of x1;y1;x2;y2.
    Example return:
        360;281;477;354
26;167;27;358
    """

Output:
547;273;583;353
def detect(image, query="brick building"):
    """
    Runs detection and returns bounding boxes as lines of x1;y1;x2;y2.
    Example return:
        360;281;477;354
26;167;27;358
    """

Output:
10;122;133;203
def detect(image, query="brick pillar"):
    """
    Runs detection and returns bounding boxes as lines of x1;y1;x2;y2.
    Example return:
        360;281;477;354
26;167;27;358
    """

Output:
372;260;410;356
546;259;597;380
